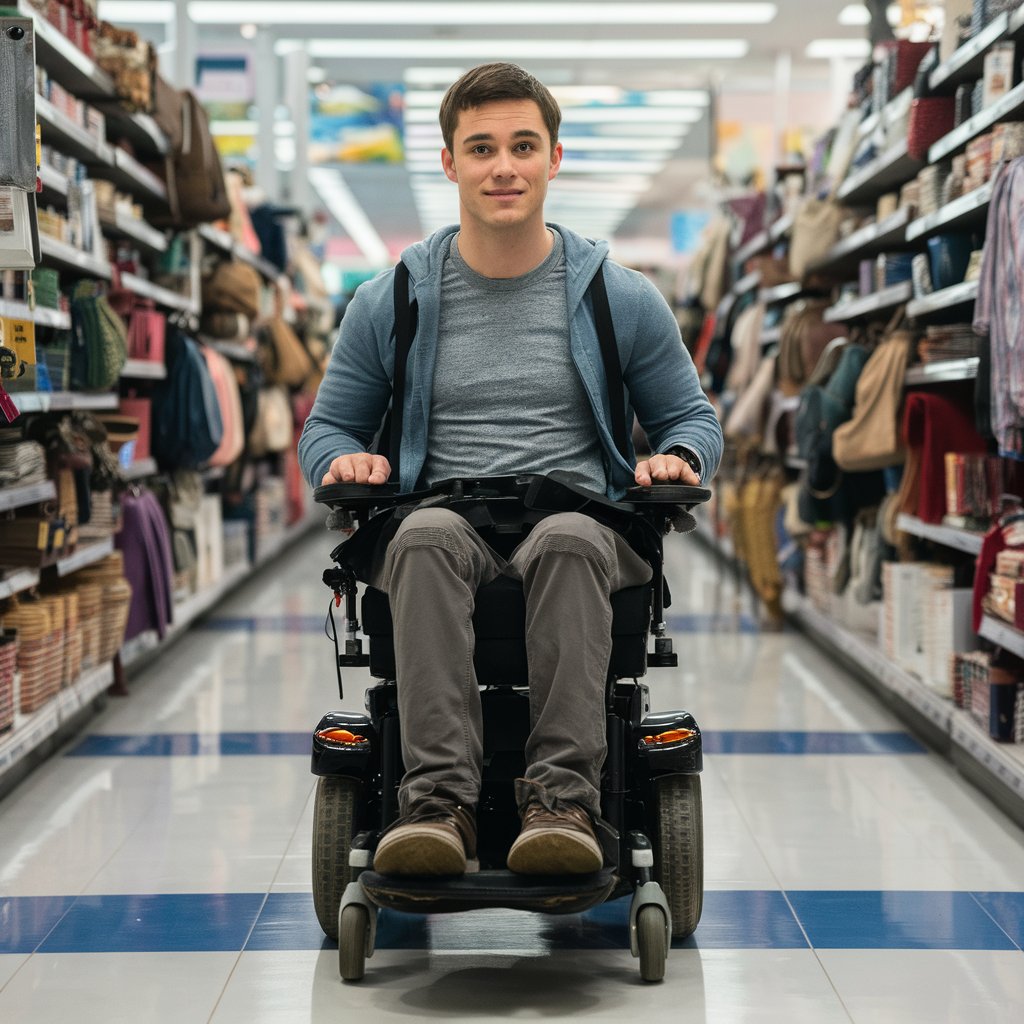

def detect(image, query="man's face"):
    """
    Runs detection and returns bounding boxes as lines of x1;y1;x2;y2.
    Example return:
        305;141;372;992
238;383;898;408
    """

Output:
441;99;563;233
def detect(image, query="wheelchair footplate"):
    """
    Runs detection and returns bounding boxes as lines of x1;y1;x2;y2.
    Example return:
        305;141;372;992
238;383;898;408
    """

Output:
358;868;617;916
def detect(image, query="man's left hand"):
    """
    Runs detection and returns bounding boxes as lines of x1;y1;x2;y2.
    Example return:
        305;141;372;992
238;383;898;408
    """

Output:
634;453;700;487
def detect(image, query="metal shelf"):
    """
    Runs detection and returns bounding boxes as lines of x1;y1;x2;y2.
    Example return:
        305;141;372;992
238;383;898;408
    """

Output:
731;270;762;297
0;662;114;779
99;105;168;158
38;235;112;280
759;281;802;305
929;11;1012;93
35;94;114;167
100;149;168;206
232;244;280;283
824;281;913;322
7;392;118;415
769;213;794;242
904;357;980;386
0;568;41;601
120;359;166;380
734;229;771;265
810;207;914;274
122;457;158;482
197;225;279;282
20;0;115;101
119;273;199;315
0;480;57;514
837;140;923;206
895;514;985;555
56;536;114;577
204;339;258;364
906;280;979;320
930;79;1024;163
905;182;994;242
100;212;168;254
979;614;1024;660
37;163;69;199
0;300;70;330
760;325;782;345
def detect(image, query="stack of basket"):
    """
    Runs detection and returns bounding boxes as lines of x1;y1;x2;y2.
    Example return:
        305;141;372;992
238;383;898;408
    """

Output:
0;596;65;713
55;588;83;686
0;630;17;732
73;553;132;664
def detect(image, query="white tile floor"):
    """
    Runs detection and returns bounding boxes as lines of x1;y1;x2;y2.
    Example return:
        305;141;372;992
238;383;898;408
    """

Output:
0;528;1022;1023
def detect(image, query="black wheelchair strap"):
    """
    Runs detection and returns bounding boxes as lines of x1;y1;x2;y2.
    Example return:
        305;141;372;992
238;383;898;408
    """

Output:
587;264;630;463
383;258;628;480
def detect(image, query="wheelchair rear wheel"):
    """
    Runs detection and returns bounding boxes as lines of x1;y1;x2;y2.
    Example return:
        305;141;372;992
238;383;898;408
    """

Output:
652;773;703;939
312;776;361;939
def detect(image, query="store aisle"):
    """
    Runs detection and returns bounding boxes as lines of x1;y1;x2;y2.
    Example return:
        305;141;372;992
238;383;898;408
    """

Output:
1;526;1023;1023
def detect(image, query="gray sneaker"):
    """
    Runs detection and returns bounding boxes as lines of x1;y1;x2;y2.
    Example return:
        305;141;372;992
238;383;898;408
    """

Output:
506;801;603;875
373;804;477;876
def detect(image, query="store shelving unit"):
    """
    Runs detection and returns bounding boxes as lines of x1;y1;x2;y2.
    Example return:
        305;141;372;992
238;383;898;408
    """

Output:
119;272;199;315
810;207;914;275
759;281;802;305
905;182;994;242
0;300;70;330
906;280;979;320
100;211;169;254
731;270;762;297
0;569;41;602
37;162;69;199
734;228;771;266
980;614;1024;660
196;223;280;282
0;480;57;514
824;281;913;322
930;79;1024;163
904;357;980;386
837;140;923;206
123;457;158;482
39;235;112;279
120;359;166;381
929;10;1014;93
896;513;985;555
204;339;258;363
55;536;114;577
9;391;119;414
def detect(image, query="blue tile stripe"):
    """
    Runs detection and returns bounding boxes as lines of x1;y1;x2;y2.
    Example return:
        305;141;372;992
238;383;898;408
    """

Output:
65;730;926;758
197;613;760;635
2;891;1020;954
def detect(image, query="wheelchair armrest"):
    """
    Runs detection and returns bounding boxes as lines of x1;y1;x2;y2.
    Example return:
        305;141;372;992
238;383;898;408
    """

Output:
313;482;404;513
624;484;712;510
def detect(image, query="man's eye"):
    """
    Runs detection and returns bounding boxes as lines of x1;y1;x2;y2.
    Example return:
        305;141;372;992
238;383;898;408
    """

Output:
515;142;533;152
472;145;489;155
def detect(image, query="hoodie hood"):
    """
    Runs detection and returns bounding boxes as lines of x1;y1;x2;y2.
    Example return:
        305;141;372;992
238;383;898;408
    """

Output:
400;222;610;312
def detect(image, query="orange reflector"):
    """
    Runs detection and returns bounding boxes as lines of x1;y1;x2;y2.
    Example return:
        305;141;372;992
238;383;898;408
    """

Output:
316;728;369;746
641;728;696;746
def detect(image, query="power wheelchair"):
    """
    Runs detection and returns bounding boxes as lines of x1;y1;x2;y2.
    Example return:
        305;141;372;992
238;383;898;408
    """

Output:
309;473;710;982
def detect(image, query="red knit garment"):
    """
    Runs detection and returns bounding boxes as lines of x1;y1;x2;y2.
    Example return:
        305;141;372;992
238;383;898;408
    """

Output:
902;392;988;525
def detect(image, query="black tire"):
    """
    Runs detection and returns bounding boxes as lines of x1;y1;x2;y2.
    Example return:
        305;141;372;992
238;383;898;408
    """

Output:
652;773;703;939
312;776;361;940
339;904;369;982
637;905;667;982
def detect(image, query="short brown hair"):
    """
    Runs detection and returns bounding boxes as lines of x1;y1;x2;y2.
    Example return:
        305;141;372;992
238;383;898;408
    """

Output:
438;63;561;152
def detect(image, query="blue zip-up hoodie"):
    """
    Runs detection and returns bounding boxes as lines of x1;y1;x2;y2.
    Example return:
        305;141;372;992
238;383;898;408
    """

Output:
299;223;723;499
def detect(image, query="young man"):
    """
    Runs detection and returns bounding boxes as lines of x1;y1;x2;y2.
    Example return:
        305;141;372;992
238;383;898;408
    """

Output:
299;63;723;877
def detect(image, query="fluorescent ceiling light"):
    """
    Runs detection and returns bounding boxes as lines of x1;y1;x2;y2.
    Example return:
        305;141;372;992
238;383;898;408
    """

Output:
190;3;776;25
98;1;174;21
838;4;870;24
209;120;295;136
806;38;872;59
280;39;750;60
309;167;390;265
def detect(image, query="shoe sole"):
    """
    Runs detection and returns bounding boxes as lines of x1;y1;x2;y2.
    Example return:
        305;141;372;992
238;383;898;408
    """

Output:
506;829;603;875
373;826;468;876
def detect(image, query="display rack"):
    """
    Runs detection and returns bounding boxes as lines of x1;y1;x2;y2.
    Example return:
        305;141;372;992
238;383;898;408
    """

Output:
39;234;112;279
0;300;70;330
906;280;979;320
837;140;922;205
0;480;57;514
100;211;169;254
930;79;1024;163
10;392;119;414
823;281;913;322
929;10;1014;93
731;270;762;297
122;457;158;482
119;272;199;315
759;281;802;305
904;357;980;385
120;359;166;380
979;614;1024;660
0;569;41;602
196;224;280;282
734;228;770;266
905;182;993;242
810;207;914;274
895;513;985;555
55;537;114;577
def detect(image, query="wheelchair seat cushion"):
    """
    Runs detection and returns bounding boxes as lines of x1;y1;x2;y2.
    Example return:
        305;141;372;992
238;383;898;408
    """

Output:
362;577;651;683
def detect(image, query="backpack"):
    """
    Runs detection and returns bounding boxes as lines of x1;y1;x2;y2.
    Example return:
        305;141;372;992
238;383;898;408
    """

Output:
70;281;129;390
151;327;223;468
380;260;627;482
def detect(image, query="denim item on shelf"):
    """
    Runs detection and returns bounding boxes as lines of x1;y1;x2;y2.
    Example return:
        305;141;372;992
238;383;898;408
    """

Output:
928;233;974;290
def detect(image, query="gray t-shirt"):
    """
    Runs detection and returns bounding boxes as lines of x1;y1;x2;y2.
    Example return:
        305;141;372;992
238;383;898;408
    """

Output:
422;232;607;492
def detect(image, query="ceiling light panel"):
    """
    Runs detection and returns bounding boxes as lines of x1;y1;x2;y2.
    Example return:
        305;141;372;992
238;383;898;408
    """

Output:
838;4;871;25
280;39;750;60
189;3;776;25
805;37;872;58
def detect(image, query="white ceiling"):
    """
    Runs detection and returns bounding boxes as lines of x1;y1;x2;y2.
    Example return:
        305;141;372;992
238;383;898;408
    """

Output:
103;1;877;261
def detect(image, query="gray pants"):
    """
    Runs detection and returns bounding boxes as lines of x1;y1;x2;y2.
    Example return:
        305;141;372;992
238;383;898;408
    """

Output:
371;509;653;819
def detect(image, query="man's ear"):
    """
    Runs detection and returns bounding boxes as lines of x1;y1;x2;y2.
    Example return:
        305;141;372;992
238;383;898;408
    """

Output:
442;148;458;184
548;141;563;181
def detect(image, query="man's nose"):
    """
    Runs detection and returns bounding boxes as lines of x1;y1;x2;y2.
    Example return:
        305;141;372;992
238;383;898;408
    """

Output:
492;148;516;177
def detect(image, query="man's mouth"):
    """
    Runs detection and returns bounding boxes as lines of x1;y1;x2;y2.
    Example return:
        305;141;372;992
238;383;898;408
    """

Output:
486;189;523;196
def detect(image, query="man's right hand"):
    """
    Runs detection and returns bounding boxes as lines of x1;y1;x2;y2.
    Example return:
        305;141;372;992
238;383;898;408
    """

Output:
321;453;392;486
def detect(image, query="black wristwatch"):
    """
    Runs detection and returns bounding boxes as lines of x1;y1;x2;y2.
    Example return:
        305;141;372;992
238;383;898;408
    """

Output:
665;446;702;480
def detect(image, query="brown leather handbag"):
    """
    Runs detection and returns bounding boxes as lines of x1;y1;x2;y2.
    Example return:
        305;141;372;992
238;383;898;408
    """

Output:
831;311;914;471
202;261;262;320
789;198;845;280
256;316;313;390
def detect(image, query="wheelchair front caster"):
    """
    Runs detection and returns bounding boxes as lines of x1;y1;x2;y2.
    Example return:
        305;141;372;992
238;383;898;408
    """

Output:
636;905;668;982
339;904;371;981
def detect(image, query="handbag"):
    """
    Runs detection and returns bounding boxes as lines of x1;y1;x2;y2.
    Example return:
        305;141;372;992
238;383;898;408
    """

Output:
778;300;846;395
789;197;845;280
256;316;313;389
907;97;956;161
832;312;914;472
202;260;262;320
248;386;293;456
69;281;129;391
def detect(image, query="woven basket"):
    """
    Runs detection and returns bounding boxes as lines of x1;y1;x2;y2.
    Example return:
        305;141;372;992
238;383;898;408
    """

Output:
0;599;63;713
0;632;16;732
74;554;132;663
